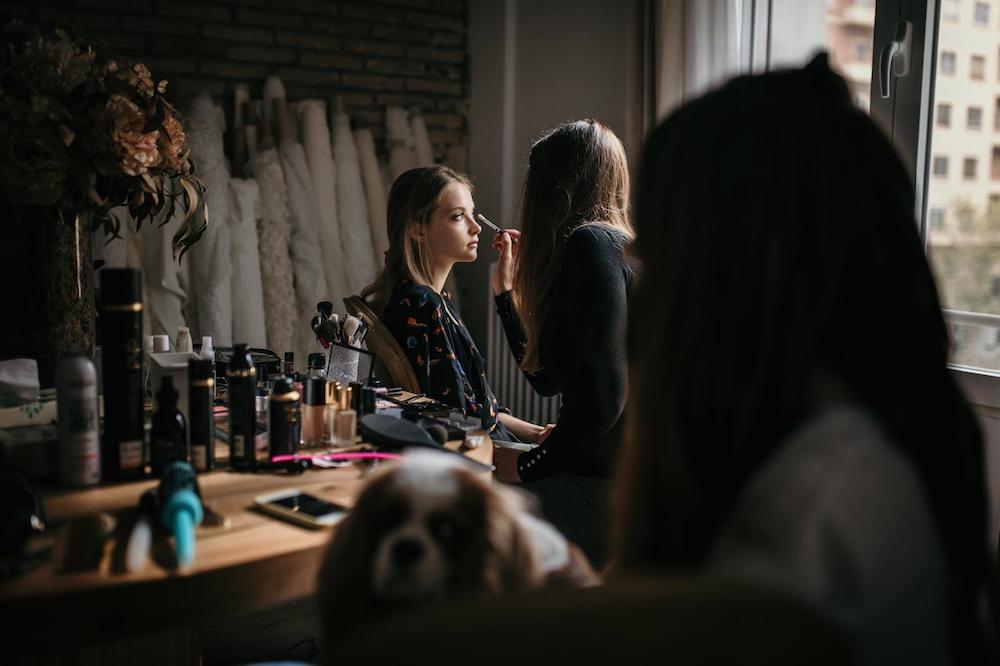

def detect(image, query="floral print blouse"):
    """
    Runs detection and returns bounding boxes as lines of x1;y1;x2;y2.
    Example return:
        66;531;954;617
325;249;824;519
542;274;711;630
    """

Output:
382;279;507;434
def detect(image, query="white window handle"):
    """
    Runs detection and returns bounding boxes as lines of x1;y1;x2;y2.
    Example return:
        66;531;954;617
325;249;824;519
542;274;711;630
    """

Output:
879;21;912;99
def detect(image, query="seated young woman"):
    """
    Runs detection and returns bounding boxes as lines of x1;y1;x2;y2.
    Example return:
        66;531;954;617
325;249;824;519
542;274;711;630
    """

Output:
615;56;992;664
362;165;549;444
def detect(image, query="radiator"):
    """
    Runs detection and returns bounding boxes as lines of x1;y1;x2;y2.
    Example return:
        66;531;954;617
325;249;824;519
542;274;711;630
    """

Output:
486;279;561;426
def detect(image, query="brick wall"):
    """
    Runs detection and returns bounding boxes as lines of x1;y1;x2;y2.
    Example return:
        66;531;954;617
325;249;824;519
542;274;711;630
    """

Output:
0;0;468;164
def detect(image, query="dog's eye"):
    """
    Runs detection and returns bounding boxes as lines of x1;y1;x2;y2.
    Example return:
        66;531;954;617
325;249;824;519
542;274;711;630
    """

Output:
375;498;409;533
427;514;456;543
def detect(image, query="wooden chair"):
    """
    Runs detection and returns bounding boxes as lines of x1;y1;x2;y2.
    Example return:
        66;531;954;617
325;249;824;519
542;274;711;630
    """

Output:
343;295;421;394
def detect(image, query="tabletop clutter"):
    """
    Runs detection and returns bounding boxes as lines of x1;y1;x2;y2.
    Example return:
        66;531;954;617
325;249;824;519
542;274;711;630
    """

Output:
0;267;489;577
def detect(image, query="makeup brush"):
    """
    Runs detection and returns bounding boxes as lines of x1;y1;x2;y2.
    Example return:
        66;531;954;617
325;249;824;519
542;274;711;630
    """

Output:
476;213;501;233
343;315;362;346
330;313;341;342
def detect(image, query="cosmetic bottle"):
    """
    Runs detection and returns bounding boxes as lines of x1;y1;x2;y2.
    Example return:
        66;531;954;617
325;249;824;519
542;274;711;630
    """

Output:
334;385;357;448
325;381;340;444
100;268;146;481
200;336;216;400
307;352;327;379
227;343;257;464
55;350;100;486
302;376;327;448
150;376;187;475
268;376;301;458
189;358;214;472
283;351;295;379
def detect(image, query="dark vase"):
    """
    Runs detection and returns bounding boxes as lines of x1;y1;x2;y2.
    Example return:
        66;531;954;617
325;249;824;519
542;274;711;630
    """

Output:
0;206;96;388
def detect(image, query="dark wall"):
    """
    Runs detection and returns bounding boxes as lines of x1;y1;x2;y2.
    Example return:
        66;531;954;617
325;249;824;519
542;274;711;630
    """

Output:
0;0;469;162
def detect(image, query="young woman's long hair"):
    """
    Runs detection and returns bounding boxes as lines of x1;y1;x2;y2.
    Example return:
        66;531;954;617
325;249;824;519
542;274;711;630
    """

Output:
362;165;472;311
615;56;990;661
513;119;634;371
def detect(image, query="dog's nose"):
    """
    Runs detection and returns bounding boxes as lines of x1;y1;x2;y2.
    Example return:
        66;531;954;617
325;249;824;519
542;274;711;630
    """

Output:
391;537;425;568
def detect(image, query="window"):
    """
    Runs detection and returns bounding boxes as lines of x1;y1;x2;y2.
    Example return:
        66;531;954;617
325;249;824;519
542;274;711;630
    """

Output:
968;106;983;129
975;2;991;25
994;148;1000;180
930;208;946;230
854;40;871;63
971;55;986;80
995;97;1000;129
941;51;957;75
943;0;961;21
938;103;952;127
964;157;979;179
934;156;950;176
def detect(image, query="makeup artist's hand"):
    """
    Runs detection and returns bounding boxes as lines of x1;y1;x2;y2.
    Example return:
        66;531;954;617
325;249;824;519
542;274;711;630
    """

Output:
492;444;522;484
491;229;520;295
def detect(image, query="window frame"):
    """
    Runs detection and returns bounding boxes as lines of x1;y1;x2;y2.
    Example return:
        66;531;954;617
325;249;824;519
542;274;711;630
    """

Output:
883;0;1000;404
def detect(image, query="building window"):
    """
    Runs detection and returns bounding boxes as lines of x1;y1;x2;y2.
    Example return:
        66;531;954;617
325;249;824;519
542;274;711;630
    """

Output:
934;156;950;177
975;2;991;24
969;106;984;129
964;157;979;180
993;147;1000;179
942;51;957;75
854;40;871;63
938;103;952;127
971;55;986;81
930;208;946;230
943;0;960;21
995;97;1000;129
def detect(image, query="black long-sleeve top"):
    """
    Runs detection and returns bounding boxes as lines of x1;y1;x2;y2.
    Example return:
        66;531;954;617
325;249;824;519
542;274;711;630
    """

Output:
495;224;634;482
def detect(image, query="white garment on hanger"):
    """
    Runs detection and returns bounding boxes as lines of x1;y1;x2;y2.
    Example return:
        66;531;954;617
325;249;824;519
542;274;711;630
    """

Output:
386;106;418;182
228;178;267;348
185;94;233;346
332;111;377;297
410;111;434;166
137;180;187;340
262;76;286;141
298;100;349;308
354;127;389;265
249;148;297;356
278;141;328;364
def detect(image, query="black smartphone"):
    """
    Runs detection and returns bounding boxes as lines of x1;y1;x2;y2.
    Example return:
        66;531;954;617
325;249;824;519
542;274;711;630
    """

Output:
253;489;348;528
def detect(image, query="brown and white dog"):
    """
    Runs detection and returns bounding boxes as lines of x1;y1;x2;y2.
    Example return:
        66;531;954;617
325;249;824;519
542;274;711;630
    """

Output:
318;449;597;640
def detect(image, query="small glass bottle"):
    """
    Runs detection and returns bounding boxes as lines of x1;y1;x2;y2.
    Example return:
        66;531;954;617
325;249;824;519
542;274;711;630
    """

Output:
324;381;341;444
307;352;327;379
268;376;301;458
283;351;295;378
150;376;187;475
333;385;357;448
301;376;327;448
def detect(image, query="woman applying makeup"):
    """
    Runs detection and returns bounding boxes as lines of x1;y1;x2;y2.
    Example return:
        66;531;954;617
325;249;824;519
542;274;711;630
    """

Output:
364;166;547;444
491;119;636;566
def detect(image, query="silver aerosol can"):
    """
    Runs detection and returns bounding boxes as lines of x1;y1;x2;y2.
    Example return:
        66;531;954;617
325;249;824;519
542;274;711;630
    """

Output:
56;350;101;486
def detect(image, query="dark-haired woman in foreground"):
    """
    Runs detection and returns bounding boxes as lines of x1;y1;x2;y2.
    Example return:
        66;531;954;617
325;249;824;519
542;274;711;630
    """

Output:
616;55;991;664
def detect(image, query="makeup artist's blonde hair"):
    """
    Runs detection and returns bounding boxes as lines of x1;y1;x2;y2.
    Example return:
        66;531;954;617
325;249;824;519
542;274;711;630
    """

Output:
362;166;473;312
514;119;634;372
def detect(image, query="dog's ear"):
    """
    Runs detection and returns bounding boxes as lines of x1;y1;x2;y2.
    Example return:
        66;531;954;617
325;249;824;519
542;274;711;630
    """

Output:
317;474;394;645
481;481;547;594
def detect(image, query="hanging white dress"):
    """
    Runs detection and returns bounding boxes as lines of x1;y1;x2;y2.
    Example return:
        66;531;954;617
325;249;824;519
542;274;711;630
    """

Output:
186;94;233;346
386;106;417;182
354;127;389;264
249;148;296;356
410;110;434;166
228;178;267;348
332;110;377;296
279;140;328;362
298;100;349;308
136;179;186;340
